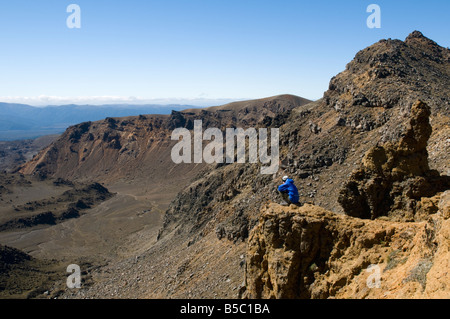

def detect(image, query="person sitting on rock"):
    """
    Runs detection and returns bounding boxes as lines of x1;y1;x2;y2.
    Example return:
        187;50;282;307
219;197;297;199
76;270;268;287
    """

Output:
278;176;301;206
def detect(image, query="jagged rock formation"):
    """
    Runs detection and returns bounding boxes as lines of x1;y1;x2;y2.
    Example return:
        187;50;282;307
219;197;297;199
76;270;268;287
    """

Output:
157;31;450;248
323;31;450;175
242;202;450;299
324;31;450;114
339;100;450;221
242;97;449;299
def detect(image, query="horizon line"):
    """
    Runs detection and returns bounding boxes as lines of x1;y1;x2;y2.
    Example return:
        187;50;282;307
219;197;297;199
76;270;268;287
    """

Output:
0;94;318;108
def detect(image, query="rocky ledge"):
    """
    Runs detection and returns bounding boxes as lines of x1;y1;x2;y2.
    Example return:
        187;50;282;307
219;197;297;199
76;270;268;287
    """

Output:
242;197;449;299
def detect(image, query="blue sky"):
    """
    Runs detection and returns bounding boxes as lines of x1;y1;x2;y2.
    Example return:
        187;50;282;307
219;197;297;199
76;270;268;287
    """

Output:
0;0;448;106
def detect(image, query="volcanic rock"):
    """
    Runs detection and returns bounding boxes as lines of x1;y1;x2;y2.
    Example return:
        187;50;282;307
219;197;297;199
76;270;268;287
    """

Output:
338;100;450;221
242;202;450;299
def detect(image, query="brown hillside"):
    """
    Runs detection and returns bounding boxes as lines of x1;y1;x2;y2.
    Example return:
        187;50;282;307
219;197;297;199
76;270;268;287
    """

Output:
19;94;310;183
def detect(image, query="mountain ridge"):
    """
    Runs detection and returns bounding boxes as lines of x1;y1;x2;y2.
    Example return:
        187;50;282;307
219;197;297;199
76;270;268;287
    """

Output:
18;94;311;183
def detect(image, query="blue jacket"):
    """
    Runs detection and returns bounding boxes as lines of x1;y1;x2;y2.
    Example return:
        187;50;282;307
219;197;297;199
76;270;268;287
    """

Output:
278;179;299;203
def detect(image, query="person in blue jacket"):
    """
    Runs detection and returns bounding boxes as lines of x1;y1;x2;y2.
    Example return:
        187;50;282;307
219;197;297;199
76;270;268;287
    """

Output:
278;176;300;206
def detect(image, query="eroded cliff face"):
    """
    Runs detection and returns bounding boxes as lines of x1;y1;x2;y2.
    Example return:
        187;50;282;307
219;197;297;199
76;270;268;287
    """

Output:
243;99;449;299
157;32;450;250
243;197;449;299
339;100;450;221
151;32;449;299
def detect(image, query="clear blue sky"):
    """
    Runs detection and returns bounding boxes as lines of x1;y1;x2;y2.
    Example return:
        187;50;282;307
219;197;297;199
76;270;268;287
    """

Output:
0;0;448;106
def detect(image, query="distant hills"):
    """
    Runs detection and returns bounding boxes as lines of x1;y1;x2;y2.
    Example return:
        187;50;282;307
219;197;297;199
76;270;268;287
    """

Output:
19;94;310;182
0;103;198;141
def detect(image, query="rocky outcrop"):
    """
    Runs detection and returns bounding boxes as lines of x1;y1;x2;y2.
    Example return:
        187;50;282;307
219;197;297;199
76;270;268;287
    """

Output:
324;31;450;114
338;100;450;221
242;97;449;299
154;33;450;301
242;203;450;299
0;180;114;231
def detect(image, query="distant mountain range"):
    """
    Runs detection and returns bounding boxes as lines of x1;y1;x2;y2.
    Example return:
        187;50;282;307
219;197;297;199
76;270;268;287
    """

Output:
0;103;198;141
